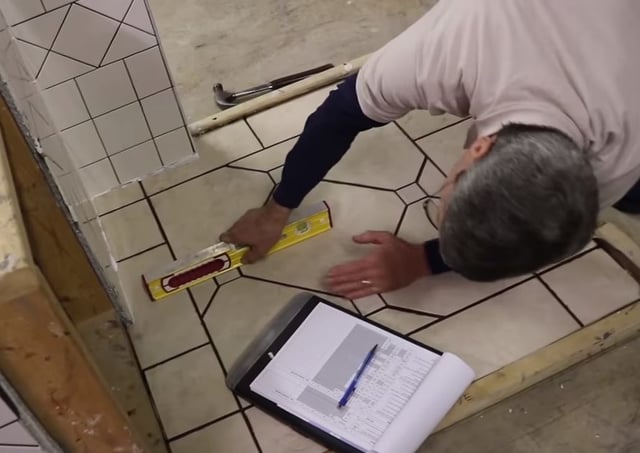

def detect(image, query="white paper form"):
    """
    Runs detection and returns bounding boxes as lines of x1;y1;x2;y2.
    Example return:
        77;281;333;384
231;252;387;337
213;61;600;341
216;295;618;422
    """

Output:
250;303;473;452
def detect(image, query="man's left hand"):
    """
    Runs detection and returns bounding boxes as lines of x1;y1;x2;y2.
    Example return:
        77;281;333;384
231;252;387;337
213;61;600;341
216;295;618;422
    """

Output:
325;231;431;300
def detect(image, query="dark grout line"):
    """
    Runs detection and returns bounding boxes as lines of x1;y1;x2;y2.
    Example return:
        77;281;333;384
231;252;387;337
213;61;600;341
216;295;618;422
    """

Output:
0;443;40;448
536;275;585;328
406;274;538;337
393;204;408;236
114;242;166;263
534;245;599;276
364;306;386;317
16;37;97;72
34;5;73;80
96;196;146;218
165;408;244;444
10;2;71;27
240;274;345;299
74;1;156;37
200;283;221;319
409;116;472;142
141;343;210;373
244;118;265;148
238;405;265;453
383;304;444;319
320;178;397;193
0;420;18;432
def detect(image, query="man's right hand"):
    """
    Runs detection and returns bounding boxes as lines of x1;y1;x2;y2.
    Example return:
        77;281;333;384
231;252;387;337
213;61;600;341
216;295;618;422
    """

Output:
220;199;291;264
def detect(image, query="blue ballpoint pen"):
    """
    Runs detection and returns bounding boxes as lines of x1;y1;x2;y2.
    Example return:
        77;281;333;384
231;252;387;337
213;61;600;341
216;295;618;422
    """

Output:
338;344;378;408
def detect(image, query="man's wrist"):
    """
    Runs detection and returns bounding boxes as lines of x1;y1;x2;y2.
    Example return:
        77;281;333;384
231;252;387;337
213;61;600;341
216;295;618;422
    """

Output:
266;198;292;221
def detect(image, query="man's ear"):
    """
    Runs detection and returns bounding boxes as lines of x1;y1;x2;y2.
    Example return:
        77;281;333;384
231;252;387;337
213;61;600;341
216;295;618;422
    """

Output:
469;135;497;160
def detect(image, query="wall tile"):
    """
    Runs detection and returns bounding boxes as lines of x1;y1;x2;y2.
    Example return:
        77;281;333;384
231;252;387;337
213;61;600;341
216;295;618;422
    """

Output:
0;396;17;427
0;421;36;446
94;103;151;154
61;120;107;167
39;134;72;175
141;88;182;136
36;51;93;88
76;61;136;116
125;46;170;98
111;140;162;182
42;0;74;10
52;4;118;66
78;0;132;22
12;7;67;48
103;23;156;65
78;158;119;196
41;79;89;130
0;0;44;26
124;0;154;35
154;127;193;165
16;40;47;77
25;91;55;139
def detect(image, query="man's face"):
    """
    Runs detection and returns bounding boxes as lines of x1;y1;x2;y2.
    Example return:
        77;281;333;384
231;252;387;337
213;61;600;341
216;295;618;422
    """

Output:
431;135;497;227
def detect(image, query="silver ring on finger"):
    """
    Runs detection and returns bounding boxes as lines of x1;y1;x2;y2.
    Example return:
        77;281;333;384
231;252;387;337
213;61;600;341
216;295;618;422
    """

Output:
361;279;372;285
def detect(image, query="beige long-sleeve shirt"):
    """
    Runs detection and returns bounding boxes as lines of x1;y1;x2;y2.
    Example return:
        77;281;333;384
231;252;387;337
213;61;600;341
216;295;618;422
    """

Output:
356;0;640;208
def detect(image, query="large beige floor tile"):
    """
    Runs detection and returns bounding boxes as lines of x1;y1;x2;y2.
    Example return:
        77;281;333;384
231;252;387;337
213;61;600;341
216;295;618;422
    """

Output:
93;181;144;215
169;414;258;453
368;308;437;334
246;85;336;146
189;278;218;314
416;120;470;175
325;123;423;189
150;167;273;256
143;121;262;194
117;245;208;368
204;278;352;370
396;110;462;139
353;294;386;315
418;159;446;196
146;346;237;438
100;200;164;261
247;408;325;453
231;138;296;171
540;250;640;325
411;280;580;377
243;181;404;290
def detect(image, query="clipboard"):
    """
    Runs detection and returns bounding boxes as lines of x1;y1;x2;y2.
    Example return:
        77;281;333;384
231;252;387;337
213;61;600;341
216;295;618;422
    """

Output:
226;293;474;453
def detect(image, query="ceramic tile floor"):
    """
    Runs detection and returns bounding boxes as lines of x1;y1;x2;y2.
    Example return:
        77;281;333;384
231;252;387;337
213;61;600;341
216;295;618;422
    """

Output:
96;85;640;452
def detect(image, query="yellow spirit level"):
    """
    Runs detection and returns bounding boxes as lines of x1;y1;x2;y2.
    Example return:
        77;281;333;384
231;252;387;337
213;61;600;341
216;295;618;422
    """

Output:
142;202;332;301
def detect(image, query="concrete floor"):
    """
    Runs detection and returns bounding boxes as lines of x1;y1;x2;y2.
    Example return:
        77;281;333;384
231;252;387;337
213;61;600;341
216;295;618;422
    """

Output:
147;0;437;122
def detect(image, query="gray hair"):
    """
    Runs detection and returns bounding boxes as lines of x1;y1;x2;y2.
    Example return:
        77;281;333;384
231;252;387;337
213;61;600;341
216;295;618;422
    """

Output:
439;124;599;281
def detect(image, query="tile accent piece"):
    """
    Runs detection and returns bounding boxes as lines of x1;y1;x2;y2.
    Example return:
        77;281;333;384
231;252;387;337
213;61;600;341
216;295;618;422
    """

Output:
0;421;37;445
41;80;89;130
418;160;446;195
125;46;170;98
397;183;426;204
247;408;325;453
154;127;194;165
353;295;386;315
110;140;162;182
411;280;579;377
103;23;156;65
78;0;133;21
244;182;404;291
143;121;262;194
327;123;424;189
416;120;470;175
52;4;119;66
146;346;237;438
541;250;640;325
396;110;461;139
189;278;217;314
204;278;348;369
36;52;93;88
246;85;335;146
93;181;144;215
124;0;154;35
368;308;436;335
117;246;208;367
78;158;119;196
16;40;47;77
94;102;151;154
99;200;163;260
76;61;137;117
150;167;273;256
231;138;295;171
0;0;44;25
61;120;107;167
169;414;258;453
12;7;67;48
140;88;183;136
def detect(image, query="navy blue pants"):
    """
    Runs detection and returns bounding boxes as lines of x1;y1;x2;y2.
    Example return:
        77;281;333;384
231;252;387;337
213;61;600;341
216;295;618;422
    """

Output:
614;179;640;214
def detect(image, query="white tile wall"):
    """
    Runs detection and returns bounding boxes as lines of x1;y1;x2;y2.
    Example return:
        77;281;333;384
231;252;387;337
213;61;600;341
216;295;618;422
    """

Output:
76;61;136;116
0;0;195;194
0;394;42;450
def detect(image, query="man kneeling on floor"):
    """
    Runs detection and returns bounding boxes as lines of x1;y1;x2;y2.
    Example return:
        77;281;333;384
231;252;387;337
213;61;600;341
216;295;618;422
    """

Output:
221;0;640;299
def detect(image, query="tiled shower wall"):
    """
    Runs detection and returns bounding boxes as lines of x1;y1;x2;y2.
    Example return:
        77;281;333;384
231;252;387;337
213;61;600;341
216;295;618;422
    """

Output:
0;0;196;198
